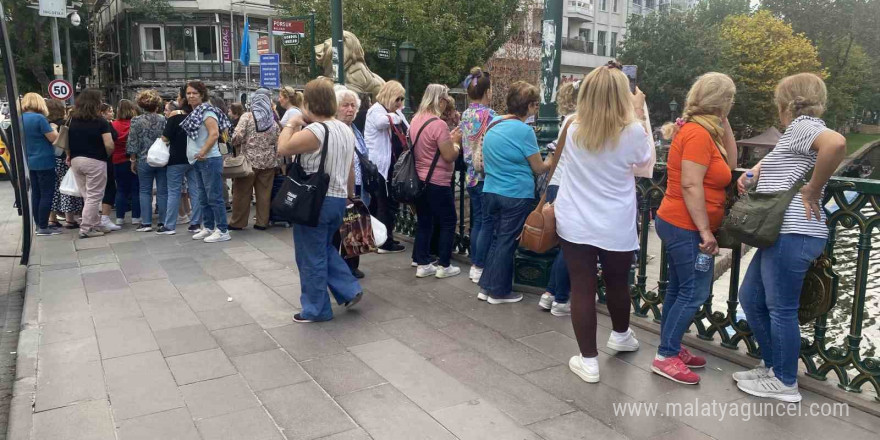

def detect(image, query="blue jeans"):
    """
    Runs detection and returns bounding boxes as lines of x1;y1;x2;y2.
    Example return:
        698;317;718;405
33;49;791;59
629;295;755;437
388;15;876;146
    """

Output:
192;157;227;232
478;193;534;298
414;183;456;267
137;161;167;227
468;182;486;267
29;169;56;229
186;166;202;226
739;233;825;386
544;185;569;303
293;197;362;321
655;217;714;357
163;164;191;230
114;162;140;221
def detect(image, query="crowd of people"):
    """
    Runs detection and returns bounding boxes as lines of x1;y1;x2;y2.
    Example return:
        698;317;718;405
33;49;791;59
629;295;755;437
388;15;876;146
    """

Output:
21;65;845;404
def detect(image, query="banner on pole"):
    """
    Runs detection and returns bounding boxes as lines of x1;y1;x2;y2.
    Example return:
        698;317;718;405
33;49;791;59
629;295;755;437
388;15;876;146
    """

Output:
260;54;280;89
221;27;232;62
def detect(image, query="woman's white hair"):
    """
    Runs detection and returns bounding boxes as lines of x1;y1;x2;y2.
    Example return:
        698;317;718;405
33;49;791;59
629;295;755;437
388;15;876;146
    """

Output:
334;85;361;109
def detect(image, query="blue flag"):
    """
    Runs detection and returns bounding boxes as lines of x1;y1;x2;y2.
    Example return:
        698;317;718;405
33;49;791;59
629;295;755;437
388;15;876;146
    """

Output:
239;18;250;66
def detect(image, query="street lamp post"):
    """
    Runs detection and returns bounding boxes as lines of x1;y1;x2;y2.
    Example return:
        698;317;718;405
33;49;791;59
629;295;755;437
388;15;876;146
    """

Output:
398;41;416;119
536;0;564;148
330;0;344;84
669;98;679;120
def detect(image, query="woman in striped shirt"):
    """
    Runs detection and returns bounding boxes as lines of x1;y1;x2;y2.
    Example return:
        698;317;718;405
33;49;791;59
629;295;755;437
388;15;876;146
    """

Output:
733;73;846;403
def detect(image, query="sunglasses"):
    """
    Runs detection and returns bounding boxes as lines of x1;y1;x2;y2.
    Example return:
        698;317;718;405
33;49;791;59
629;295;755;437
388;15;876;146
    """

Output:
395;96;404;102
605;60;623;70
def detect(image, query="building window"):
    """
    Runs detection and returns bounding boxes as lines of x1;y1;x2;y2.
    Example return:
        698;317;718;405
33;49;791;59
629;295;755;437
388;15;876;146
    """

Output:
597;30;607;56
646;0;655;8
164;25;219;62
613;0;618;12
140;26;165;62
611;32;618;57
600;0;607;11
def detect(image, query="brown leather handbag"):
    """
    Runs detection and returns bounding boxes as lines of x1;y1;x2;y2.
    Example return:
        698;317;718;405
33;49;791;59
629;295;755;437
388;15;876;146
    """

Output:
519;119;573;253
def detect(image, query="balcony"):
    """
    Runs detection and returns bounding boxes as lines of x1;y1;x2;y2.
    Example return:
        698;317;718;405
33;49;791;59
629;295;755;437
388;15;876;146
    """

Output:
566;0;595;18
561;37;594;54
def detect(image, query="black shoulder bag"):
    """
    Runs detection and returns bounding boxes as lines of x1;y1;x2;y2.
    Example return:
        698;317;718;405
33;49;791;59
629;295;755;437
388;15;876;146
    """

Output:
271;122;331;227
390;117;441;204
355;148;381;194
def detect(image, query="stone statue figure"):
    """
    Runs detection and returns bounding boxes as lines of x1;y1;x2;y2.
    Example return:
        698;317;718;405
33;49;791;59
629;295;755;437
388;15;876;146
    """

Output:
315;31;386;96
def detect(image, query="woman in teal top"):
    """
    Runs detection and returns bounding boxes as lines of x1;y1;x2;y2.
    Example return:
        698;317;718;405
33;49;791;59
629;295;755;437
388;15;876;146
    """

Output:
477;82;553;304
21;93;60;235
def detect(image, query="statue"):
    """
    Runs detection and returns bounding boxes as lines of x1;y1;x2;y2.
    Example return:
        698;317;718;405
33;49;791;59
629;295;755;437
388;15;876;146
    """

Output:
315;31;386;96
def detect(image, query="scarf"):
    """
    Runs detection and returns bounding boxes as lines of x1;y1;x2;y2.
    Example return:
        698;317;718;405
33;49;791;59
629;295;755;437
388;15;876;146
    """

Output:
689;114;728;161
181;102;232;140
250;94;275;133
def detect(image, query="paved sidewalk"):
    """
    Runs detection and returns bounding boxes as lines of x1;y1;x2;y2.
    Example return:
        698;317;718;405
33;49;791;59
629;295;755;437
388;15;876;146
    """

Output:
0;183;25;440
8;215;880;439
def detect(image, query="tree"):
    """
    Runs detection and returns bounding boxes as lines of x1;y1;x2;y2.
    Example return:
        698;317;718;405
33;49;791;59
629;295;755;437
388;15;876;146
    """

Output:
718;11;824;133
486;0;542;112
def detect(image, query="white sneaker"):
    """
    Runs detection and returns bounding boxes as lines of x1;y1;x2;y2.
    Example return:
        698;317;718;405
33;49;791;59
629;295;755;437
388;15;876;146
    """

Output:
101;216;121;231
131;217;141;225
487;294;523;305
736;376;802;402
732;362;774;382
569;355;600;383
469;265;477;279
177;214;190;225
550;301;571;316
192;228;213;240
114;218;124;226
416;264;437;278
204;229;231;243
411;261;418;267
606;328;640;352
435;265;461;279
471;267;483;283
539;293;554;310
135;225;153;232
477;289;488;301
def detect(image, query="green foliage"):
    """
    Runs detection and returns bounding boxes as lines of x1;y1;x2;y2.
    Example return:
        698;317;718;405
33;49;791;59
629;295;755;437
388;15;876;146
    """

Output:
277;0;521;98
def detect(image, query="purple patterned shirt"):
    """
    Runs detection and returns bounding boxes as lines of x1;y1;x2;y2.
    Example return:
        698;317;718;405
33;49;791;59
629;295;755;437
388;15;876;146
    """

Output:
459;103;497;187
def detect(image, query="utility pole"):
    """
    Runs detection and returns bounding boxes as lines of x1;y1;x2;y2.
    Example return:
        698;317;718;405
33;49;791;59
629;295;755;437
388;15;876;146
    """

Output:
65;20;73;103
536;0;563;148
51;18;63;80
330;0;344;84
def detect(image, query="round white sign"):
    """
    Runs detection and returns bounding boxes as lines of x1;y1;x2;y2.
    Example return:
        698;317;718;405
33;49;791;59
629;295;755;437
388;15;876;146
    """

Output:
48;79;73;100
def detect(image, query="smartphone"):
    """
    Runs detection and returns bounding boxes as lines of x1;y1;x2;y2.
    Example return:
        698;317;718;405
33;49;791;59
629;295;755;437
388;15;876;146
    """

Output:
622;65;637;94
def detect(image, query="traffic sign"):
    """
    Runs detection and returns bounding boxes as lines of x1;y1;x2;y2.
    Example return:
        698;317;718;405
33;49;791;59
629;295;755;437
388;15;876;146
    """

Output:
283;33;301;46
378;48;391;60
259;54;281;89
48;79;73;100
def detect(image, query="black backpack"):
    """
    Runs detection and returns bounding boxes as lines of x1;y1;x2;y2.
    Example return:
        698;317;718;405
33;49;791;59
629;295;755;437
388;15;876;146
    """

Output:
390;117;441;204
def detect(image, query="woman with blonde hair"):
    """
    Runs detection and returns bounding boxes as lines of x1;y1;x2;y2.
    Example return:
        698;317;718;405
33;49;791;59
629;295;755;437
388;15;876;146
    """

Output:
365;79;408;253
733;73;845;402
411;84;463;278
653;72;738;385
278;86;304;127
554;65;653;383
21;93;60;235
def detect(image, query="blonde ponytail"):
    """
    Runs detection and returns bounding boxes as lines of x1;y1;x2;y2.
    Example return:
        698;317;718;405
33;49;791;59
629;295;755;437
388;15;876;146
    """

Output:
661;72;735;141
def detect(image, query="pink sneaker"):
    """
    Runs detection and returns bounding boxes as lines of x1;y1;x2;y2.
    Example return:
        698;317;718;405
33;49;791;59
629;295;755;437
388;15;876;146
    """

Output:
652;356;700;385
678;347;706;369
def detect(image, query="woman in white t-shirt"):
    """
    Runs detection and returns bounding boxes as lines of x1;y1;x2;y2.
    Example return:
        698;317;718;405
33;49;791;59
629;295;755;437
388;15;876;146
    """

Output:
554;64;652;384
733;73;846;403
278;86;303;127
278;79;362;324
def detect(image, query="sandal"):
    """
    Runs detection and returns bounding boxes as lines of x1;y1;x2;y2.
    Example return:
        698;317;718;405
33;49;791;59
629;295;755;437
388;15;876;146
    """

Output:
64;222;80;229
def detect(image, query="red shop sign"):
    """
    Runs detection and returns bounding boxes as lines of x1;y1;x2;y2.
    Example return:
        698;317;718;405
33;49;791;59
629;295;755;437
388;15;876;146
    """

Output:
272;20;305;35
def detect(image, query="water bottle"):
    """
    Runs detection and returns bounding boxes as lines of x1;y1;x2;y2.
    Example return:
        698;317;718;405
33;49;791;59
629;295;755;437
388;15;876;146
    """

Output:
742;171;756;191
695;252;713;272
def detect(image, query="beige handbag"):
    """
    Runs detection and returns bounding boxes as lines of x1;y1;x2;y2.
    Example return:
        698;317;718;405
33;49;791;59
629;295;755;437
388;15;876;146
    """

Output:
53;119;70;152
222;151;253;178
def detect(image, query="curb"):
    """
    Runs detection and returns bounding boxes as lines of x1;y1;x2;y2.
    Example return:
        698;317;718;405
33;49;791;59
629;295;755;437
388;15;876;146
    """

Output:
6;264;41;440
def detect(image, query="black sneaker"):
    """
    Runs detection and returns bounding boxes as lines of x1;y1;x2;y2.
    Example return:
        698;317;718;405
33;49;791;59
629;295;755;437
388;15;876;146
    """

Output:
377;243;406;254
155;226;176;235
292;313;315;323
188;224;201;233
345;292;363;309
228;226;244;231
351;268;365;279
253;225;268;231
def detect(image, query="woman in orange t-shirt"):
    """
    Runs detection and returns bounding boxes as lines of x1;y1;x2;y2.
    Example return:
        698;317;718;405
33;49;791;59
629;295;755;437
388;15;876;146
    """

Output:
652;73;737;385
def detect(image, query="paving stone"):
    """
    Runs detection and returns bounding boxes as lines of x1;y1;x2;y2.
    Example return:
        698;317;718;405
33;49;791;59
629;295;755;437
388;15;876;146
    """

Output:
344;291;410;324
94;316;159;359
315;428;373;440
196;305;257;331
33;400;115;440
527;411;627;440
268;323;345;361
203;261;252;281
80;262;122;274
649;425;714;440
253;268;300;288
117;407;201;440
75;235;110;250
118;256;168;282
230;349;309;392
337;383;455;440
77;247;118;266
167;348;237;385
39;317;94;346
300;352;386;397
87;289;143;321
82;270;130;293
212;324;278;357
259;381;356;440
218;276;297;328
350;339;478;412
154;324;219;357
40;290;91;323
35;358;106;412
225;249;270;263
180;374;261;419
129;278;180;301
431;399;541;440
430;348;572;425
195;407;284;440
104;350;185;420
240;258;287;273
138;297;201;331
439;320;558;375
177;280;234;312
315;312;391;347
161;257;214;286
269;283;302;309
458;300;554;339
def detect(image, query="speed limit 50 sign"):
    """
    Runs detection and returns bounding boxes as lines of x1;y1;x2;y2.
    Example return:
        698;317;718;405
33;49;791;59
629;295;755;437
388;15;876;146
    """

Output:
48;79;73;100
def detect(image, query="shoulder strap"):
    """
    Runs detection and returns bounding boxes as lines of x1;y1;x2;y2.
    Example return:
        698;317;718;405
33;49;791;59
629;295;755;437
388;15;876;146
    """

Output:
316;122;331;175
485;115;518;133
538;119;574;208
420;118;447;186
411;117;440;150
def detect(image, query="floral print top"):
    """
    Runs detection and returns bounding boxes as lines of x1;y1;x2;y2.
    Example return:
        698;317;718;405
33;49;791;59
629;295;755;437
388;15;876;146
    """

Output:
459;103;497;187
230;112;279;170
126;113;166;162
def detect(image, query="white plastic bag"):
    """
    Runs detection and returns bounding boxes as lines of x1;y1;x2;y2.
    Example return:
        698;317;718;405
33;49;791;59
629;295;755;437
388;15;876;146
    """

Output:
146;138;170;167
59;168;80;197
371;215;387;248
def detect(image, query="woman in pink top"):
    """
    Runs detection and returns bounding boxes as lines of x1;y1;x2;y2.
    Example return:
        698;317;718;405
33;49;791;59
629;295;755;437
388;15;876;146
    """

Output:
410;84;463;279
